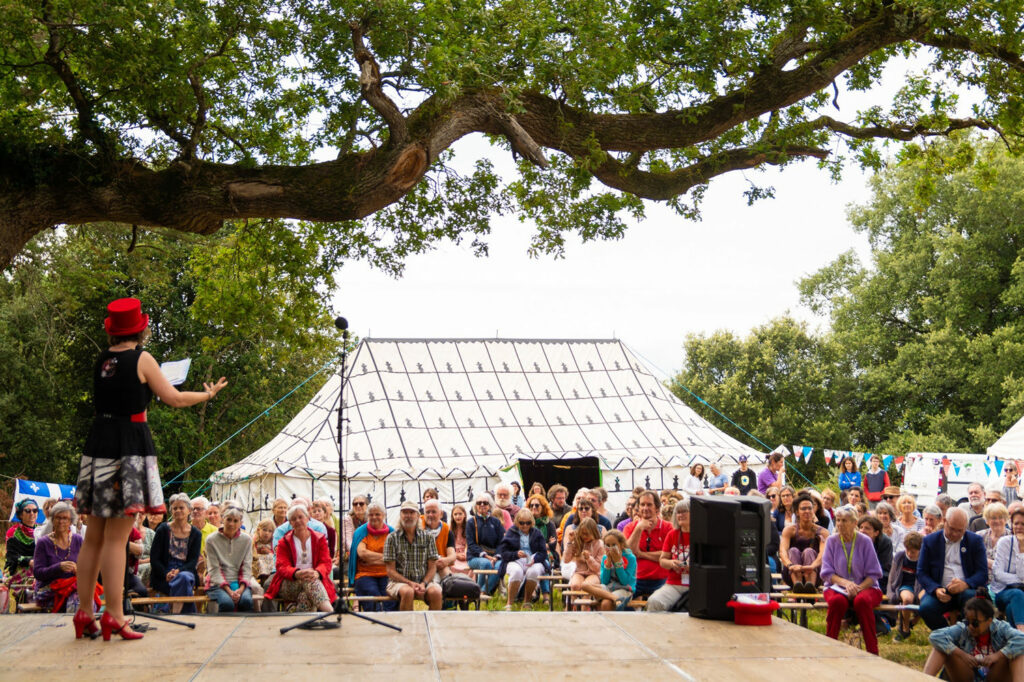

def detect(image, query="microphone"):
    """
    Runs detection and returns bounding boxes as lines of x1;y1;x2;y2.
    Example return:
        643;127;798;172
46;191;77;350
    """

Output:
335;316;349;332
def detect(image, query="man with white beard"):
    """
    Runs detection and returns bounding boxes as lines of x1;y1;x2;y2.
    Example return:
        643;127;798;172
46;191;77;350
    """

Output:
384;501;442;610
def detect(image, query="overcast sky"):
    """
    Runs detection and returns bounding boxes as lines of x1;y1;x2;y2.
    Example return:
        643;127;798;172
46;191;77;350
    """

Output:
332;147;874;380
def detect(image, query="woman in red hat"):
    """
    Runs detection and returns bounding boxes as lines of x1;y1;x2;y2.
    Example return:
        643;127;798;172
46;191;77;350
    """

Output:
72;298;227;641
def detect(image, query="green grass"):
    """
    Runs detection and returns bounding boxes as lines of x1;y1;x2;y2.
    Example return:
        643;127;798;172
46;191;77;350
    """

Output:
799;609;932;670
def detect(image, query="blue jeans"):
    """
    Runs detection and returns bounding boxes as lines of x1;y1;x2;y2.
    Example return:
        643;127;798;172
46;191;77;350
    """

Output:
920;588;977;630
166;560;197;614
354;575;396;612
997;588;1024;627
468;557;500;594
209;585;254;612
634;578;666;600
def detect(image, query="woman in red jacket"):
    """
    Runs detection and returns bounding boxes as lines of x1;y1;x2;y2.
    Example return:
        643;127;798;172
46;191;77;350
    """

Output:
265;505;335;612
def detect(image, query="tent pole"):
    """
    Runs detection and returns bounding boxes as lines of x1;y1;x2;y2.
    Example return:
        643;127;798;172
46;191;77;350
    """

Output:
282;319;402;635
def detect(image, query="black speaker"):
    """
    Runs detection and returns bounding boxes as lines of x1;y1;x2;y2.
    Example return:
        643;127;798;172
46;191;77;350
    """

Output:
688;495;771;620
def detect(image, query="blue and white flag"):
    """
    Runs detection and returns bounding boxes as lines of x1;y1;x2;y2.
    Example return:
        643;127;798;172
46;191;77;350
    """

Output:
9;479;76;524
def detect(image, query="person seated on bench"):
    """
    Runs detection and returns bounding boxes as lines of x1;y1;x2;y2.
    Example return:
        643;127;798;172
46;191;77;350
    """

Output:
5;499;38;604
780;494;830;593
422;499;456;580
205;506;256;612
33;501;95;613
341;494;368;567
467;493;504;597
497;509;549;610
648;499;690;612
924;596;1024;681
888;531;924;642
918;507;988;631
272;498;328;563
350;502;395;612
582;529;636;611
992;508;1024;632
624;490;671;599
265;504;334;612
562;518;604;595
820;506;885;655
384;501;442;610
150;493;202;614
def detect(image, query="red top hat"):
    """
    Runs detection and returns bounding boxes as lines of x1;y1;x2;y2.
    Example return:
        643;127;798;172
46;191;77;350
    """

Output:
104;298;149;336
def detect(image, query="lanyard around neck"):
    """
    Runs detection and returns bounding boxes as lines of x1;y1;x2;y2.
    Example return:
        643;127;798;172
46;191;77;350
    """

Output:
840;534;856;576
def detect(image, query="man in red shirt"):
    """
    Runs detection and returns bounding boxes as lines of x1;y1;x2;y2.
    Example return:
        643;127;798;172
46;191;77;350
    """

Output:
624;490;671;599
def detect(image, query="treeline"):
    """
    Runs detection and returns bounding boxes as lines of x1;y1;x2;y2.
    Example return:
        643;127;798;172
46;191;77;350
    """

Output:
672;136;1024;479
0;220;344;488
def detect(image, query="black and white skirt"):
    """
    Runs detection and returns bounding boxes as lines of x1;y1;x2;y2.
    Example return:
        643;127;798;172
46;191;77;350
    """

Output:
74;417;165;517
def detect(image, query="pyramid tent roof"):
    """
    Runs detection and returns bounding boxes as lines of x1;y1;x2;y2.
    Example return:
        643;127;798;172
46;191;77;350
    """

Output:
988;414;1024;460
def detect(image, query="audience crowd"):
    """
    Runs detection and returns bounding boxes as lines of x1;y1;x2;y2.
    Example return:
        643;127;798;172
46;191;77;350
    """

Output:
8;459;1024;679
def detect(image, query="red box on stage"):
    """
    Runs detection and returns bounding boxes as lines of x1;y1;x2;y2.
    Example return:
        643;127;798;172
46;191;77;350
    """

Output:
726;599;779;626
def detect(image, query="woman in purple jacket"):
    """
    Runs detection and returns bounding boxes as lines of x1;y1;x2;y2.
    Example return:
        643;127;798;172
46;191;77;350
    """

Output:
820;506;884;654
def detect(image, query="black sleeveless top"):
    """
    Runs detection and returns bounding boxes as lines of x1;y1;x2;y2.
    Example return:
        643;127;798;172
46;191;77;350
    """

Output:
82;347;156;460
93;347;152;415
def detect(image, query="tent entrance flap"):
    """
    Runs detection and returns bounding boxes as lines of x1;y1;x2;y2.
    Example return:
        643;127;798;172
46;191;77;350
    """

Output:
518;457;601;500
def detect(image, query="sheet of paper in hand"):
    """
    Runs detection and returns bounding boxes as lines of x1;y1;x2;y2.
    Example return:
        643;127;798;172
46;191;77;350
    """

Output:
161;358;192;386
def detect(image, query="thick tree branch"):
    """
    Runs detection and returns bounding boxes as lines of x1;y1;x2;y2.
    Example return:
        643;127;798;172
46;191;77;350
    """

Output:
589;146;828;200
920;31;1024;75
804;115;997;141
350;22;408;146
40;2;113;157
494;114;548;168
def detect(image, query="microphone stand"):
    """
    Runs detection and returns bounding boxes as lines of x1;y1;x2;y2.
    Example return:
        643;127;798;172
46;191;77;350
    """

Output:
282;318;402;635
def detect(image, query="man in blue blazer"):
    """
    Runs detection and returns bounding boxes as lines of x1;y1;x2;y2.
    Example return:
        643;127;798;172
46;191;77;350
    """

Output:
916;507;988;630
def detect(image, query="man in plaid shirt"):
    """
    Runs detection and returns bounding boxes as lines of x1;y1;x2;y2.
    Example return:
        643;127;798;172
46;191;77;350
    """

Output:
384;500;442;610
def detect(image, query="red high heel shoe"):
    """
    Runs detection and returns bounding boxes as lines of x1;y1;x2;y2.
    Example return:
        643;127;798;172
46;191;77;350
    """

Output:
73;609;99;639
100;611;143;641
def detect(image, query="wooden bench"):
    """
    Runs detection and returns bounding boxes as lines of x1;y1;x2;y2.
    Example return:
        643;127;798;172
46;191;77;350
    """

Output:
16;602;43;613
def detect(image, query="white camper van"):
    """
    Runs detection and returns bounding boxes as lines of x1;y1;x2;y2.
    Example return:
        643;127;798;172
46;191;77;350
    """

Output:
902;452;1002;508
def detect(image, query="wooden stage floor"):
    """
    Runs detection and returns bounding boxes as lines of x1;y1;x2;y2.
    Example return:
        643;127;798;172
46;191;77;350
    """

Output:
1;611;931;680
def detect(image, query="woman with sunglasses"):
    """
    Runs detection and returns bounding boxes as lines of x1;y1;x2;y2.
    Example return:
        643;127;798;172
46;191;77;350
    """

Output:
467;493;505;596
5;499;40;605
341;495;369;566
924;596;1024;681
526;494;557;605
497;509;549;610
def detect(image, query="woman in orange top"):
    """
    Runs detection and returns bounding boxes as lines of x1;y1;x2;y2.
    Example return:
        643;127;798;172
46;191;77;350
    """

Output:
352;502;395;611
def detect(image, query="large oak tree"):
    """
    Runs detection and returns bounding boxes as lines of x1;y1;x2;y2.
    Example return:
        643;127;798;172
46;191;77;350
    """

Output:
2;0;1023;269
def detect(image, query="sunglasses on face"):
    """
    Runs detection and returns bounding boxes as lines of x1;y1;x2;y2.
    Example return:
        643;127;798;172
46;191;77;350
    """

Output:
987;498;1001;503
353;501;366;507
518;522;533;528
768;494;778;499
22;508;38;514
476;502;490;506
528;503;541;509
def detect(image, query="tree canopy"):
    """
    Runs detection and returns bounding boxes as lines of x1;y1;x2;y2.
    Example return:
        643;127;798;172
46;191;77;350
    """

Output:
2;0;1024;269
0;222;342;486
674;136;1024;459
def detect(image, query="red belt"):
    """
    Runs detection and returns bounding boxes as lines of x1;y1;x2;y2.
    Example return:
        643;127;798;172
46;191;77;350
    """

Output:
100;411;147;422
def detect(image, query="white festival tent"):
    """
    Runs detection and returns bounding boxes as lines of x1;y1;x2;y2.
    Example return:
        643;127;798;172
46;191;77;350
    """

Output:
210;338;765;522
988;414;1024;460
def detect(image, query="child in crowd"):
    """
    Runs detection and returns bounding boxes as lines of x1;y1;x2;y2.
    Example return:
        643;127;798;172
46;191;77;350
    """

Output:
582;529;637;611
252;519;276;586
889;531;923;641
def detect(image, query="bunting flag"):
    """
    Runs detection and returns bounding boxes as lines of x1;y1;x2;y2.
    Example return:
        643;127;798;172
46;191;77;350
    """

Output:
953;462;961;477
1018;461;1024;476
996;460;1005;476
985;463;992;476
895;456;905;470
881;455;892;469
853;452;864;468
942;457;952;476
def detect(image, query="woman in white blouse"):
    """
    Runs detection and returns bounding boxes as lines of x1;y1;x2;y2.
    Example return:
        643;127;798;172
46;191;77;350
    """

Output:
681;463;706;497
992;508;1024;632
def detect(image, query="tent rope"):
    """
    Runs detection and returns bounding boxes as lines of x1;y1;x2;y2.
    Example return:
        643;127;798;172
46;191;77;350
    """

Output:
165;358;338;491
